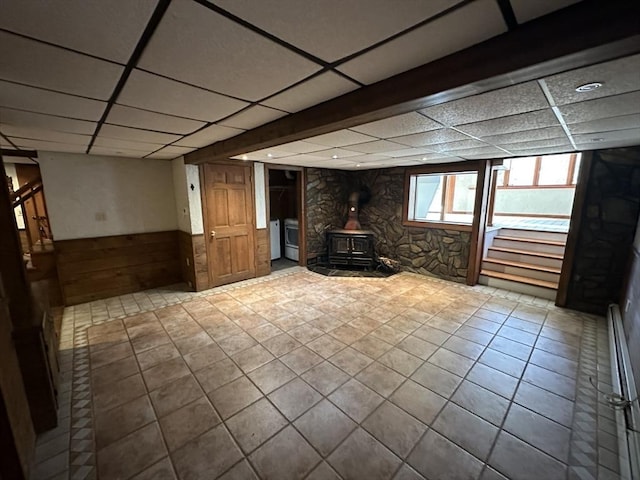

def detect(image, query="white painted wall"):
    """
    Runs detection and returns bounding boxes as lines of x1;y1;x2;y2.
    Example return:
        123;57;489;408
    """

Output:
4;162;25;229
39;152;178;240
254;162;267;229
171;157;203;235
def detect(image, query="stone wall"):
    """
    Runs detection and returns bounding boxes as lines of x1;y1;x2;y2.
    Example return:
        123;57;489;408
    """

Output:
305;168;351;259
566;148;640;315
305;167;471;283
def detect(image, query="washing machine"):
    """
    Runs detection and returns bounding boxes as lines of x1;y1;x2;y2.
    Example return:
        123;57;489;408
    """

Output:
284;218;299;261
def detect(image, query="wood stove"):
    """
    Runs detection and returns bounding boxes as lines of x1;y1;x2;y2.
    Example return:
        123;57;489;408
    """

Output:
327;229;375;269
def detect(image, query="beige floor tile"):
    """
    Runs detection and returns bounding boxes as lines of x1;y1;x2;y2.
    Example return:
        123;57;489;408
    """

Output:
393;464;426;480
466;362;519;399
307;334;347;358
173;330;215;355
149;374;203;417
249;426;321;480
97;422;167;480
306;461;341;480
452;380;510;427
172;424;243;480
432;402;499;461
408;429;484;480
294;399;357;456
131;332;172;354
329;324;366;344
218;460;258;479
195;357;243;393
348;315;384;333
280;346;324;374
329;347;373;376
455;325;494;346
362;401;427;458
522;363;576;400
489;431;566;480
91;355;139;391
489;335;533;361
142;357;191;391
90;341;134;370
514;382;574;428
465;316;502;334
442;335;485;360
126;320;165;340
247;359;297;394
226;398;287;453
94;395;156;449
356;362;405;397
428;348;474;377
479;348;526;378
328;428;401;480
183;343;226;371
370;324;408;345
351;335;393;359
247;323;283;342
396;335;437;360
269;378;322;421
328;379;384;423
218;332;258;356
130;457;176;480
410;362;462;398
378;348;423;377
136;343;181;371
93;373;147;413
301;361;351;396
159;396;221;451
209;376;263;419
262;333;302;356
289;324;325;344
309;315;344;333
390;380;446;425
529;349;578;379
232;344;275;373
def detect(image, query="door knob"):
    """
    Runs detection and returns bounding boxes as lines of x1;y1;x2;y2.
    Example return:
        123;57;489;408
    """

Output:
210;230;216;238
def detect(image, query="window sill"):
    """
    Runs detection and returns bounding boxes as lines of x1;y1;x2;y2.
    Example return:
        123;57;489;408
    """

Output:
402;220;472;232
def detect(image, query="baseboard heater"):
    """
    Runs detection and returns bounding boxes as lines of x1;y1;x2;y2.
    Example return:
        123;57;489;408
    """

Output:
608;303;640;480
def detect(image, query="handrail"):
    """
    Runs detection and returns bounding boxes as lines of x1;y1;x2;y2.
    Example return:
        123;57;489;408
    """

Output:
12;183;43;209
8;176;52;252
10;176;42;203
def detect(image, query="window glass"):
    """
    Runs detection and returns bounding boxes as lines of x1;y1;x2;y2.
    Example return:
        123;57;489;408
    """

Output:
572;155;582;184
538;155;570;185
407;172;477;224
507;157;536;186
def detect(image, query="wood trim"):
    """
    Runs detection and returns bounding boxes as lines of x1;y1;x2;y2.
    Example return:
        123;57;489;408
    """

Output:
487;169;498;227
467;160;492;286
567;153;578;185
532;156;542;186
299;168;307;267
493;212;572;219
401;220;472;232
556;152;594;307
185;2;640;164
497;184;576;190
406;161;480;176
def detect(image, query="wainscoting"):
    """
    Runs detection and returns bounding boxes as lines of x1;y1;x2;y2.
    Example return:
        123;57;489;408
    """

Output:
178;231;208;291
256;228;270;278
55;231;181;305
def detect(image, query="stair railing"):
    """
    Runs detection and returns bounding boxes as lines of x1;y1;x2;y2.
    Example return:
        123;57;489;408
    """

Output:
10;177;52;252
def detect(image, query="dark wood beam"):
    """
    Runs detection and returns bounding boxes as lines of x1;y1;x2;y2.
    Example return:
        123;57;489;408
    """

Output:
186;0;640;165
0;149;38;159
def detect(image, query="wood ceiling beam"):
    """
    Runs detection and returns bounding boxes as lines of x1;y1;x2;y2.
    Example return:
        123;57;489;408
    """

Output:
185;0;640;165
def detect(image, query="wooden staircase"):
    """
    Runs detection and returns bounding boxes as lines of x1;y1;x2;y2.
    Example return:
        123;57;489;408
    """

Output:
479;228;567;299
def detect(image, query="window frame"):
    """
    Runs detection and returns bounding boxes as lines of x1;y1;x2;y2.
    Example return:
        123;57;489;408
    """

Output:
498;153;580;189
403;161;482;232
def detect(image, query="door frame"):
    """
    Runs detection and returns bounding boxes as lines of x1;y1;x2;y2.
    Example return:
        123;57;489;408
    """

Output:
199;160;257;288
265;164;307;267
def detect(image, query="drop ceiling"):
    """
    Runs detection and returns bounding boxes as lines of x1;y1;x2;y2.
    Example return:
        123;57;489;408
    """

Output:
0;0;639;167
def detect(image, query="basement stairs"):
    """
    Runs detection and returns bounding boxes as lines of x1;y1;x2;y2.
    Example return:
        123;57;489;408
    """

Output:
479;228;567;300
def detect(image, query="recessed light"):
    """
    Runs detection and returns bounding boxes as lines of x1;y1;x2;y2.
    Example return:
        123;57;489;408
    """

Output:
267;153;273;158
332;154;338;159
591;138;604;142
241;154;248;160
421;157;427;161
356;164;361;167
575;82;603;92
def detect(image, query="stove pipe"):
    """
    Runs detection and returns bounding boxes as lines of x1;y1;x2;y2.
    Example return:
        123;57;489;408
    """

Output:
344;191;361;230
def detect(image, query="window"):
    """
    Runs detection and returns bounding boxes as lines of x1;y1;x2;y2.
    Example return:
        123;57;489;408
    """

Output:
405;166;479;228
497;153;581;188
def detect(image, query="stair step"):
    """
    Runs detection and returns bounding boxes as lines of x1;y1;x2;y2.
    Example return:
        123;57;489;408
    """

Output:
482;258;561;274
487;246;564;260
480;270;559;289
494;235;566;247
498;228;568;243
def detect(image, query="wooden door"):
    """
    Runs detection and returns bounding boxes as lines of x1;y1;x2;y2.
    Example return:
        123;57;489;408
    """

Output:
203;164;256;287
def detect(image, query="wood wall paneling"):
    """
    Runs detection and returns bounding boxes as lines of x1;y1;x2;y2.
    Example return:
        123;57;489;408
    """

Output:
256;229;270;277
55;231;181;305
178;231;209;291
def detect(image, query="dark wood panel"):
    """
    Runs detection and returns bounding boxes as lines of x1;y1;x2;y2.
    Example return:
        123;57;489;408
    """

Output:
56;231;181;305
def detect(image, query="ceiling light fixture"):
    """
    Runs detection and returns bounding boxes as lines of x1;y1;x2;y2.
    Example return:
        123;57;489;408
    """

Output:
356;164;361;167
575;82;603;92
421;157;427;161
332;155;338;159
267;153;273;158
591;138;604;142
241;154;248;160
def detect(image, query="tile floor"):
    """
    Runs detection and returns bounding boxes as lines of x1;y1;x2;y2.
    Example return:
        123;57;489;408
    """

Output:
31;267;621;480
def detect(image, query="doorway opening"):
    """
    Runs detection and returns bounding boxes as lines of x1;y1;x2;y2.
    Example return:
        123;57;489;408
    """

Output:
267;168;301;272
479;153;581;299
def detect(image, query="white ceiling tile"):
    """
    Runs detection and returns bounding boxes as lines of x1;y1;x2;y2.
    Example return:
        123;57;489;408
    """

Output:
559;91;640;124
501;137;572;151
146;145;196;159
99;124;181;144
382;147;438;158
351;112;442;138
219;105;288;130
340;154;392;164
567;114;640;135
88;147;147;159
573;128;640;146
0;0;158;63
455;109;560;137
381;152;456;163
93;136;161;154
274;141;327;154
0;31;123;101
305;130;377;147
235;148;295;161
0;108;96;135
306;148;362;159
431;139;489;152
342;139;406;154
510;0;581;24
337;0;506;85
391;128;473;147
453;146;511;159
507;146;576;157
543;54;640;107
106;105;205;135
118;69;249;122
210;0;459;63
262;72;358;113
482;126;568;144
174;125;244;148
422;82;549;126
6;137;87;153
0;125;90;145
139;0;321;101
0;81;106;121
